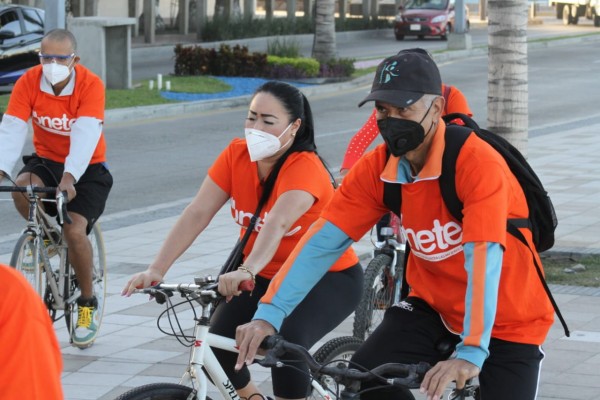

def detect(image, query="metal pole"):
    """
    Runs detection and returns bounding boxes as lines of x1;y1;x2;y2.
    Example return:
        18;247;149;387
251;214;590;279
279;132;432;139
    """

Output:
44;0;66;32
455;0;466;33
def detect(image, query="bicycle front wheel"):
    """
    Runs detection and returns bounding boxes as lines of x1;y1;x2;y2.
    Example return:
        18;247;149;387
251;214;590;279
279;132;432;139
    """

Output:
115;383;206;400
10;233;45;295
353;254;396;340
310;336;363;400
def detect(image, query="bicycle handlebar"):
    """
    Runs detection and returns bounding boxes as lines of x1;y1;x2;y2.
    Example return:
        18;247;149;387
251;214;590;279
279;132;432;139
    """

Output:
259;335;430;390
133;277;254;304
0;185;72;224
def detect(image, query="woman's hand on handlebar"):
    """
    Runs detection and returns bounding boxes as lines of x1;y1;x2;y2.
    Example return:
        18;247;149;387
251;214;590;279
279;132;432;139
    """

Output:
419;358;479;400
235;319;276;371
121;270;164;297
218;269;253;300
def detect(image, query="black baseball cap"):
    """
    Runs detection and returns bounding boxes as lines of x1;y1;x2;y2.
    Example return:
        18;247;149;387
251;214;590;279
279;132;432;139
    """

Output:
358;48;442;108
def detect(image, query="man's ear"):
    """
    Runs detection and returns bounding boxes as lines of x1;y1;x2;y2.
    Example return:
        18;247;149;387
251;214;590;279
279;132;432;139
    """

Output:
433;95;445;119
73;55;81;66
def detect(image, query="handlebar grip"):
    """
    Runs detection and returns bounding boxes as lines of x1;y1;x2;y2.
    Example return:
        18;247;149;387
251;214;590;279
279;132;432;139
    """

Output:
239;279;255;292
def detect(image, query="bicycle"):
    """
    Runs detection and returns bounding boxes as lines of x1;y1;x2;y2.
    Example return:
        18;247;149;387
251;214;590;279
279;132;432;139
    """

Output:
353;212;406;340
115;276;364;400
0;184;107;347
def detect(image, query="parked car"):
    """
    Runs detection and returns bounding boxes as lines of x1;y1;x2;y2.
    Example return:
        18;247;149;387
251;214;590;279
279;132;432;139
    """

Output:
0;4;45;86
394;0;470;41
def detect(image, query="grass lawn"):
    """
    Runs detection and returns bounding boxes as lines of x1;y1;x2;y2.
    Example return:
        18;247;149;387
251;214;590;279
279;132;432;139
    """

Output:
0;75;232;110
542;253;600;287
0;68;376;112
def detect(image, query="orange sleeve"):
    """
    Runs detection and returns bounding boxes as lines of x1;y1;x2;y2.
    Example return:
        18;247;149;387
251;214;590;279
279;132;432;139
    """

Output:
341;109;380;170
445;85;473;117
6;66;37;122
74;66;105;120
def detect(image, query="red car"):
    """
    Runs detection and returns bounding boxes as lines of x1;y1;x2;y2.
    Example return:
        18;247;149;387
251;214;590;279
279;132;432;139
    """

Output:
394;0;470;41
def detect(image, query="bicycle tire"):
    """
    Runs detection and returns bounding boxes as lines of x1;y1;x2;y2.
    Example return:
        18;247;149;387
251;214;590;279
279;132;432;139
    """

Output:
115;383;206;400
10;233;45;295
65;224;107;337
353;254;396;340
310;336;363;400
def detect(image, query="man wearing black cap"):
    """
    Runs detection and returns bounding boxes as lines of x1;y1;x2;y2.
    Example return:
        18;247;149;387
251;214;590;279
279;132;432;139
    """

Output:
235;49;553;400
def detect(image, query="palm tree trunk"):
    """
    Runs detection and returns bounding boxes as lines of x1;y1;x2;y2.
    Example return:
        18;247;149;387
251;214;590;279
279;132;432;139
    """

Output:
487;0;528;155
312;0;337;62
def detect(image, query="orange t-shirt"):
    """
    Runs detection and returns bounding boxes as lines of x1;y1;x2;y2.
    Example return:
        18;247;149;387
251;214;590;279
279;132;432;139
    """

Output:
7;64;106;164
208;138;358;279
325;121;554;345
0;264;63;400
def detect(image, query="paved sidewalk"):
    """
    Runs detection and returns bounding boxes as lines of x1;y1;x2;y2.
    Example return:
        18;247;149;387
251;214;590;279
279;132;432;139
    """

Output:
2;122;600;399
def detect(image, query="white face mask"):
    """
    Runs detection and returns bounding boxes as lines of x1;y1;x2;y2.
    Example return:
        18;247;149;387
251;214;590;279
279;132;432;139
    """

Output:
244;123;293;162
42;62;72;86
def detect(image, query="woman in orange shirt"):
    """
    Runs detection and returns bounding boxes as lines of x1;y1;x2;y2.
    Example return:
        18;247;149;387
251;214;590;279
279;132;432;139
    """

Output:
123;81;362;400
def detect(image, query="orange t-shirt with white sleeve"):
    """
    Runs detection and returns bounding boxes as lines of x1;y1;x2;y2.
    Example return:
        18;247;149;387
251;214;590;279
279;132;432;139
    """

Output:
6;64;106;164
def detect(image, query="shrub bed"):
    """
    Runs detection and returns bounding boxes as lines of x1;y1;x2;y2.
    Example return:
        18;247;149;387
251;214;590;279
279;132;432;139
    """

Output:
174;44;355;80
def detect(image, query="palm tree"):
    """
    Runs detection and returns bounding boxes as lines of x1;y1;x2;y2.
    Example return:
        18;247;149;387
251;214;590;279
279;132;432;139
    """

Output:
312;0;337;62
487;0;529;155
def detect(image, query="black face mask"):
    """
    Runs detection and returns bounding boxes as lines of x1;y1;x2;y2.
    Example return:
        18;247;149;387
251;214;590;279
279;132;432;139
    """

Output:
377;104;433;157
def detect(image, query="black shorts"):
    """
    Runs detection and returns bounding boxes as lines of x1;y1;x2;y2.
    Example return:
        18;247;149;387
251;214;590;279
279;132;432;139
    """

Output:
19;154;113;232
351;297;545;400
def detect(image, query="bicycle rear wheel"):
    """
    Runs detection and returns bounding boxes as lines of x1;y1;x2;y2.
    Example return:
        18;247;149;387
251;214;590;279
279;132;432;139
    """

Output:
115;383;204;400
310;336;363;399
353;254;397;340
10;233;45;295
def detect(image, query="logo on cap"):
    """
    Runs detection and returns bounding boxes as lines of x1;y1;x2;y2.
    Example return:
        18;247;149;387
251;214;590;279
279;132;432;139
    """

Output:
379;61;400;84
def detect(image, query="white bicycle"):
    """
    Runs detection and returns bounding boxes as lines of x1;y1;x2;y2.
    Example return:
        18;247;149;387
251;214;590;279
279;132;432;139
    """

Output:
115;276;363;400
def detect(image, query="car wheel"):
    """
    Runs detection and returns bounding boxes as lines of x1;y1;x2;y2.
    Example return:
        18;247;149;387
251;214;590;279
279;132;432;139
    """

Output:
395;34;405;41
562;4;571;24
595;14;600;27
417;34;425;39
570;4;579;24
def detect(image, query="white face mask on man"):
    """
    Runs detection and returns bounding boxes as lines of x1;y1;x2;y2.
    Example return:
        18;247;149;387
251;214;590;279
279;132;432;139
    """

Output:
42;62;72;86
244;123;294;162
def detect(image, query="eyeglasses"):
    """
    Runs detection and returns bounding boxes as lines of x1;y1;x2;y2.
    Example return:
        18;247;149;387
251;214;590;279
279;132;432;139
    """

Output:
38;53;75;64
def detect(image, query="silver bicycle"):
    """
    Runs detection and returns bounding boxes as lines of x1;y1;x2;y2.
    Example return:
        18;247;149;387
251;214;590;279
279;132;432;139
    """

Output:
0;184;107;346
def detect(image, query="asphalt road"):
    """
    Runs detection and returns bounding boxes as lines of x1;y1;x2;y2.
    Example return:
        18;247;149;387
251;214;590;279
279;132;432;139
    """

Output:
1;22;599;246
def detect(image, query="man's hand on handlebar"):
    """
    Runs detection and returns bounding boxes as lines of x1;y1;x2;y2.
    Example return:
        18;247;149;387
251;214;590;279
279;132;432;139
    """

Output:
235;319;276;371
58;172;77;202
419;358;479;400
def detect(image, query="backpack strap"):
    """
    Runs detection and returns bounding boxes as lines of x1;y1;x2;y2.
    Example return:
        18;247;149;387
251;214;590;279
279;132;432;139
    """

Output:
440;124;471;222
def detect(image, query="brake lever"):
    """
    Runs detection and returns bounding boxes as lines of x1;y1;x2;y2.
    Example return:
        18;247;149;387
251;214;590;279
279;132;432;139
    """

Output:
56;190;72;224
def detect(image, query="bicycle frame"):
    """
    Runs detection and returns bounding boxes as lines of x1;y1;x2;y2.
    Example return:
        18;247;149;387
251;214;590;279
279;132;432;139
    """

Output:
139;281;336;400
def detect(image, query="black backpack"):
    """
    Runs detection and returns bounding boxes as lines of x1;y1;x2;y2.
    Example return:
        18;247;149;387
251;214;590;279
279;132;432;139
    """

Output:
383;113;569;336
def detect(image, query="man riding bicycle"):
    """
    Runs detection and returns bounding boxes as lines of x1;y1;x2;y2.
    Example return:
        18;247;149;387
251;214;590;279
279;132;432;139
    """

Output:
235;49;554;400
0;29;112;349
